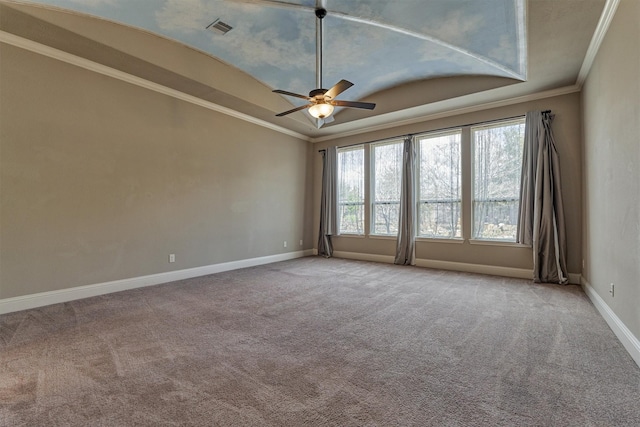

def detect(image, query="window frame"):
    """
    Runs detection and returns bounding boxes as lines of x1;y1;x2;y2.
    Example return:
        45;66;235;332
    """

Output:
336;145;366;236
470;117;526;243
328;114;529;247
370;139;404;236
415;128;463;240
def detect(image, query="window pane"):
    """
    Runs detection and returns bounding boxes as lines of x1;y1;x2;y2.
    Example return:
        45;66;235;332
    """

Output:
418;131;461;238
472;119;525;240
337;146;364;234
372;141;403;235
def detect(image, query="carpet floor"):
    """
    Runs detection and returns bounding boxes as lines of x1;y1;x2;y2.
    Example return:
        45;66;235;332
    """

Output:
1;257;639;426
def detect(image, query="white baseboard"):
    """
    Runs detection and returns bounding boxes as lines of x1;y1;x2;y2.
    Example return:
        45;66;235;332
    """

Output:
581;277;640;368
0;250;314;315
333;251;395;264
331;251;532;279
329;250;580;284
415;258;533;279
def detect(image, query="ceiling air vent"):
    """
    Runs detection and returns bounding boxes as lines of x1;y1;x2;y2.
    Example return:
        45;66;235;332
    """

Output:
206;19;233;35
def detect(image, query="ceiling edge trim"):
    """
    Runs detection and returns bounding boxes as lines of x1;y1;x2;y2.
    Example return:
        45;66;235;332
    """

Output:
0;30;311;142
576;0;621;87
311;84;581;143
516;0;527;79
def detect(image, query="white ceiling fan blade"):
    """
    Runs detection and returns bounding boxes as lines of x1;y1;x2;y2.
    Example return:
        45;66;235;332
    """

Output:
325;80;354;100
331;100;376;110
273;89;311;100
276;104;314;117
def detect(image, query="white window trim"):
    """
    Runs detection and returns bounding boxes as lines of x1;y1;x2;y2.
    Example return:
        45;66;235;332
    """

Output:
337;144;366;236
370;138;404;236
330;114;530;248
415;237;464;244
368;234;397;240
470;116;526;242
468;239;529;248
415;128;463;240
335;233;366;238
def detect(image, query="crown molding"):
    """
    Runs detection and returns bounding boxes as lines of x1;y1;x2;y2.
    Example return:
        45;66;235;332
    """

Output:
0;30;311;142
576;0;621;87
310;84;581;143
3;0;609;146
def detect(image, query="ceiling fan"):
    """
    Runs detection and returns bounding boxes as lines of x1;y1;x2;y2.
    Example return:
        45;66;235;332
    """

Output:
272;7;376;126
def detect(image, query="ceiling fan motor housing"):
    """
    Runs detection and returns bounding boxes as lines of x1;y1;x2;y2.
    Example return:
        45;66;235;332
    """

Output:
272;7;375;122
309;88;328;98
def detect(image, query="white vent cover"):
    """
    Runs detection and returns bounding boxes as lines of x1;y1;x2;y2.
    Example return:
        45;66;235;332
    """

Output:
206;19;233;35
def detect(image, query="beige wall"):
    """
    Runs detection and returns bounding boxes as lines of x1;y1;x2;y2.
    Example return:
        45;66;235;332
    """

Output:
582;0;640;338
0;44;312;299
313;92;583;275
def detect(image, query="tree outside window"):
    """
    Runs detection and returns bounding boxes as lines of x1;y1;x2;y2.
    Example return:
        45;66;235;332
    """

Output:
372;141;403;235
472;119;525;241
337;146;365;234
417;130;462;239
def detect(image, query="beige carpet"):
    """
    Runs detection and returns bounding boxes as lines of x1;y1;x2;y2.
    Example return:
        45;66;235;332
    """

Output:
1;257;639;426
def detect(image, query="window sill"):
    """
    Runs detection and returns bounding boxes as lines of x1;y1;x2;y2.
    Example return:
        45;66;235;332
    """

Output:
468;239;530;248
336;233;365;238
369;234;397;240
415;237;464;244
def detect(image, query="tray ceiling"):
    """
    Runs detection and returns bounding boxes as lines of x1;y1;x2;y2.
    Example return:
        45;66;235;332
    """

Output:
21;0;526;95
1;0;606;137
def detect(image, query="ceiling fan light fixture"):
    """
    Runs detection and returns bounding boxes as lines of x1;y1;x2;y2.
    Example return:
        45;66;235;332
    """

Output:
272;7;375;124
308;102;334;119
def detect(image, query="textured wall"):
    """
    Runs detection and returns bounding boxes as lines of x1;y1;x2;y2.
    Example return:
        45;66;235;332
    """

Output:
313;92;583;275
0;44;311;299
582;0;640;338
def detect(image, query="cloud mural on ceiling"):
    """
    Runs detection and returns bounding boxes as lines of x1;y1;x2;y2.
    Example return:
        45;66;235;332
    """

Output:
21;0;526;105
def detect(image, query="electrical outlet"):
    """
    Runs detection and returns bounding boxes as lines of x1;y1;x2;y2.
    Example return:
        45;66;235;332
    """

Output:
609;283;614;297
283;241;287;248
169;254;175;263
299;239;303;246
582;259;585;269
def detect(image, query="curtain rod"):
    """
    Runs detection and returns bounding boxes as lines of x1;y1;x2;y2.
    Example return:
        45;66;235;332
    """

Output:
318;110;551;152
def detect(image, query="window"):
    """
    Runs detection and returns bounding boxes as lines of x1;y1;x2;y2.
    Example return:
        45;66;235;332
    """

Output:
371;140;403;235
331;114;527;244
472;118;525;241
417;130;462;238
337;146;365;234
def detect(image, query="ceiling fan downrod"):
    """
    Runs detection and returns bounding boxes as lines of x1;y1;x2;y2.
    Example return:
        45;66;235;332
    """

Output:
271;5;375;123
315;8;327;90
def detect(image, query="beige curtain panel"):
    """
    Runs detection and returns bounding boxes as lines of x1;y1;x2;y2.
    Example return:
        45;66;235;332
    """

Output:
517;111;568;284
318;146;337;257
395;136;417;265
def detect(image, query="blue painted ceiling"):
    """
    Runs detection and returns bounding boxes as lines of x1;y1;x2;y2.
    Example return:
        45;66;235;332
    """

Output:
21;0;527;105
